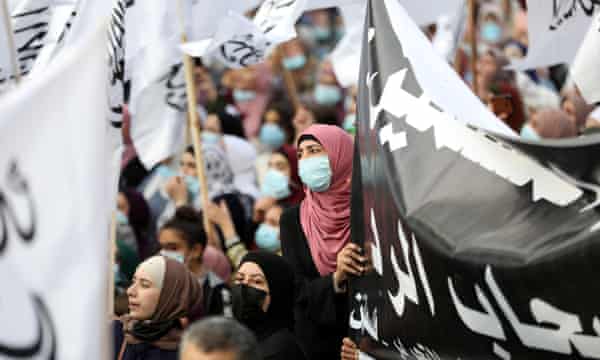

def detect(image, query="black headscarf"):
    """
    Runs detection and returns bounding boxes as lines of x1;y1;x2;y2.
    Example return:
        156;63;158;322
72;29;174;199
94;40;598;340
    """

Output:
216;109;246;139
239;252;295;339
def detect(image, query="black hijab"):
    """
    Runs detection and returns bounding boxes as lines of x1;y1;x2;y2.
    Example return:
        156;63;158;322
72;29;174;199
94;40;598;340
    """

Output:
239;252;295;339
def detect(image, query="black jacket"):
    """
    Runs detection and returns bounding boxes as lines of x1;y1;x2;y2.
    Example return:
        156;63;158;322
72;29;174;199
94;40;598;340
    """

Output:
280;206;348;360
260;328;307;360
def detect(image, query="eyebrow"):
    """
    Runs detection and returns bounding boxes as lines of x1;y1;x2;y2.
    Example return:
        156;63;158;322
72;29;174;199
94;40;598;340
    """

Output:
237;272;266;281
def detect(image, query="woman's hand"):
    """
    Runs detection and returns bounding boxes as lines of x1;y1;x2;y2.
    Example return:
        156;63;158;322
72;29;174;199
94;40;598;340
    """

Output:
341;337;359;360
253;196;277;223
204;201;237;240
165;176;188;206
334;243;367;290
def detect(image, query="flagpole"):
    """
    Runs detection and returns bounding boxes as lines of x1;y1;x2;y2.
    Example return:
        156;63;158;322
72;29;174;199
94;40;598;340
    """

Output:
468;0;479;97
1;0;21;84
275;46;301;111
176;0;214;241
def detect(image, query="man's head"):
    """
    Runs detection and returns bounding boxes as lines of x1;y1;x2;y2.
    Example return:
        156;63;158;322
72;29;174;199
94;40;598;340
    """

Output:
180;317;259;360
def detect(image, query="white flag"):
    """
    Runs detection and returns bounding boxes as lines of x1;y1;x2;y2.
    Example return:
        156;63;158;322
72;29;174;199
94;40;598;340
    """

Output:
511;0;599;70
0;4;117;359
27;0;77;76
572;13;600;105
101;0;187;169
329;3;366;87
182;0;308;68
186;0;262;41
0;0;18;90
307;0;461;25
4;0;52;82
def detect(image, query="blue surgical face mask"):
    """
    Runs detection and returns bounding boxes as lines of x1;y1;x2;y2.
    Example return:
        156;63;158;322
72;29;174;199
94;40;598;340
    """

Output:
481;22;502;43
299;155;332;192
343;113;357;135
116;210;129;226
314;84;342;106
156;165;176;179
283;55;307;70
255;223;280;252
201;131;221;145
314;26;331;40
160;250;186;264
520;123;541;141
184;175;200;197
259;124;286;150
233;89;256;103
261;169;291;199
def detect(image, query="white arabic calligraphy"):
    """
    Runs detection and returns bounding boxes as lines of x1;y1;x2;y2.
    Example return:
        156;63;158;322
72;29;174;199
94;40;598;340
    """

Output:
449;266;600;358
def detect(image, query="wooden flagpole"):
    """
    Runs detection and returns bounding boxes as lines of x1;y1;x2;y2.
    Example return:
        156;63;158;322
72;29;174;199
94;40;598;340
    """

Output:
1;0;21;85
176;0;214;241
468;0;479;97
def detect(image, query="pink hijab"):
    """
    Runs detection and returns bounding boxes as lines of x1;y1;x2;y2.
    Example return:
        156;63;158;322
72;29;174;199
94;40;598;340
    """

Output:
299;125;353;276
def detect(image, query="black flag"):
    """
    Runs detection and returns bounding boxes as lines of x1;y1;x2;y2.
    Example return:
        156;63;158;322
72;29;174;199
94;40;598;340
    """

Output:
350;1;600;359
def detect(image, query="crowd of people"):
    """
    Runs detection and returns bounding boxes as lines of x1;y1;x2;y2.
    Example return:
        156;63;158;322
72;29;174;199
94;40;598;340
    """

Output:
111;1;600;359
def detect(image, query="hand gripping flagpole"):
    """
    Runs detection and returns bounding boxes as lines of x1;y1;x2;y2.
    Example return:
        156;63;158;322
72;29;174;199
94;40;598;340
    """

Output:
176;0;215;242
1;0;21;85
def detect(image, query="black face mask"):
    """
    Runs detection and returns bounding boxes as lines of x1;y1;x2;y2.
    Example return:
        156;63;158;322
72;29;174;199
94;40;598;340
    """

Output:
231;284;268;329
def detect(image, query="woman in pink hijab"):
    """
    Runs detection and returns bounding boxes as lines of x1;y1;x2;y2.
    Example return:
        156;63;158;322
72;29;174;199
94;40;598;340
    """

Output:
279;124;365;359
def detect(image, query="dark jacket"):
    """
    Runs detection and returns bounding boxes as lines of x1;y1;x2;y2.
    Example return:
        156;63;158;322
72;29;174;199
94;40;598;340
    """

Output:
280;206;348;359
200;271;232;317
113;321;178;360
260;329;307;360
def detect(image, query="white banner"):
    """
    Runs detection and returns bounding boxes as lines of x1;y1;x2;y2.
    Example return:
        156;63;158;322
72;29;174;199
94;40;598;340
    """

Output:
511;0;599;70
572;13;600;105
0;5;116;359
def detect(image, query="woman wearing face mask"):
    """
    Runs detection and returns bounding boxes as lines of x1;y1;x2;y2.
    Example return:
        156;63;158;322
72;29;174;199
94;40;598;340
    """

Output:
231;65;272;138
479;5;505;45
232;251;307;360
260;148;305;206
520;109;577;140
114;256;203;360
255;205;284;254
280;38;317;96
158;206;232;316
164;144;251;248
313;61;344;119
117;189;153;259
477;49;527;132
202;112;260;201
280;124;366;359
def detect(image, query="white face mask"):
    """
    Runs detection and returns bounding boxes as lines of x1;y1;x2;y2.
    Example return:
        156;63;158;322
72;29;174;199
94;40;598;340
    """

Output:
160;250;185;264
